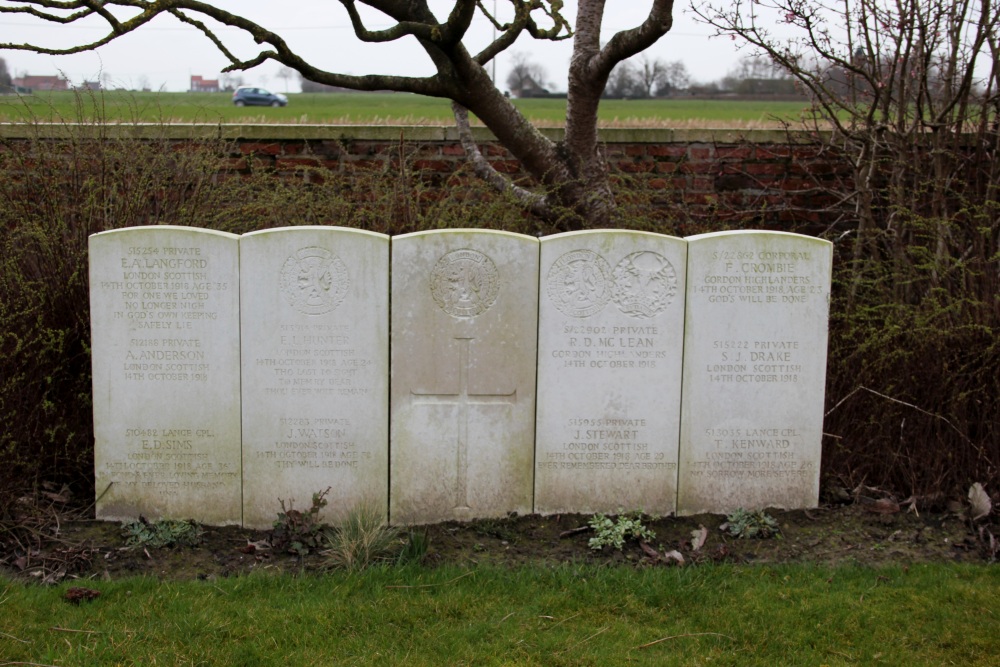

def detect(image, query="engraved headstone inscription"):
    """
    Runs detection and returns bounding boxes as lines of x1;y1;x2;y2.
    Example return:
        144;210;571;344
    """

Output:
677;231;832;514
390;230;539;524
535;231;687;515
90;226;242;525
240;227;390;529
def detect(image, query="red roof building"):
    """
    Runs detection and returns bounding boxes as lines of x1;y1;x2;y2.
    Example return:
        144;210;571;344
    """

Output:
190;75;220;92
12;75;69;91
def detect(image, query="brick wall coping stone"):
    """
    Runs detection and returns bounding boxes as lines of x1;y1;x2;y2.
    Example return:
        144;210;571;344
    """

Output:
0;123;825;145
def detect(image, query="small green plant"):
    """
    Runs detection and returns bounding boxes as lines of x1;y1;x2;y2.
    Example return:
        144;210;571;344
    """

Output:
396;530;430;566
588;510;656;551
722;508;780;539
323;502;399;571
120;518;203;549
472;518;516;542
271;488;330;557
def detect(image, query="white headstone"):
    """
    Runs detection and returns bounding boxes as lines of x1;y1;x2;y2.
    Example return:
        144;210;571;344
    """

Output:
534;231;686;515
240;227;390;529
678;231;832;514
90;226;242;525
390;230;539;524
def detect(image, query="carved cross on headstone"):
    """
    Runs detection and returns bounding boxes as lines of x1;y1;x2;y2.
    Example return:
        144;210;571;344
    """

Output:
411;337;517;509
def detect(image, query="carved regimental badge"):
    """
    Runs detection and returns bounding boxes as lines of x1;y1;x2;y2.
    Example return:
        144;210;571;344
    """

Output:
430;249;500;318
546;249;612;318
610;251;677;318
279;246;350;316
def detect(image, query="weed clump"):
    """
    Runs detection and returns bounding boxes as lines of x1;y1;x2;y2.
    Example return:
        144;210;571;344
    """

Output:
271;488;329;557
121;518;203;549
396;530;429;567
721;509;780;539
323;503;399;570
588;510;656;551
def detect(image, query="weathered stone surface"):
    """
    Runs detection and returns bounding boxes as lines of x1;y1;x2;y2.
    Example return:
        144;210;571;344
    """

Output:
535;231;686;515
90;224;834;525
240;227;389;529
677;231;832;514
390;230;539;524
90;226;242;525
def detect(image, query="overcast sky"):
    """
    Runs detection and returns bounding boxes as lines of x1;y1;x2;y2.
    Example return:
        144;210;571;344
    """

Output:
1;2;747;93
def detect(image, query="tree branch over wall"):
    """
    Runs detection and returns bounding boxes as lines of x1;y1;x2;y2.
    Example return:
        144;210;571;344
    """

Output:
0;0;675;228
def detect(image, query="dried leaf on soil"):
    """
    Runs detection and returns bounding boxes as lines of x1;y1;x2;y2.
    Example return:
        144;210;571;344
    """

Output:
968;483;992;521
639;541;660;560
664;550;685;566
691;525;708;551
64;587;101;604
864;498;900;514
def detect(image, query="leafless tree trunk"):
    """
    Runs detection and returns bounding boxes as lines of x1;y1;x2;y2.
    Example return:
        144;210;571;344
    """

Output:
0;0;675;229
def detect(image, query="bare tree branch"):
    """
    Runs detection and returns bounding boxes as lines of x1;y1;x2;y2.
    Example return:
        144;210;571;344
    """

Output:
473;1;531;66
168;9;252;70
81;0;125;33
338;0;446;44
0;4;159;56
0;0;674;229
0;4;94;24
452;102;551;217
526;0;572;40
593;0;674;79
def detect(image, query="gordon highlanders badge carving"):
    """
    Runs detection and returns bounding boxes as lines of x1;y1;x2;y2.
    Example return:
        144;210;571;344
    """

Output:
610;251;677;318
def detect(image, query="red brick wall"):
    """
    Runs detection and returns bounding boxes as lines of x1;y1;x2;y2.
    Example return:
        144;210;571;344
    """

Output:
0;125;851;230
221;127;849;229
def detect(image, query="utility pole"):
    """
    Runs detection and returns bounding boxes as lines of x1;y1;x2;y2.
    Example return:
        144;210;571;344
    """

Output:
491;0;497;83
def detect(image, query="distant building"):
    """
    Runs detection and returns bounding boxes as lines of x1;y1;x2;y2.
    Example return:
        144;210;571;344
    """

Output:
190;75;220;92
12;74;69;91
510;75;549;99
80;81;102;91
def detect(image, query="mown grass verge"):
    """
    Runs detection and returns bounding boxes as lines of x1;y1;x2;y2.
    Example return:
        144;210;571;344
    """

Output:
0;90;813;126
2;563;998;665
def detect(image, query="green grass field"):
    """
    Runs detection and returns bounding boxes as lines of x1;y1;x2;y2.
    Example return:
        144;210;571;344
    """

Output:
3;563;999;665
0;90;811;127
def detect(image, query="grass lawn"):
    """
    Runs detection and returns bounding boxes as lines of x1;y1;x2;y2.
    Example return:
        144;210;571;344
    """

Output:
0;90;812;127
3;563;998;665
